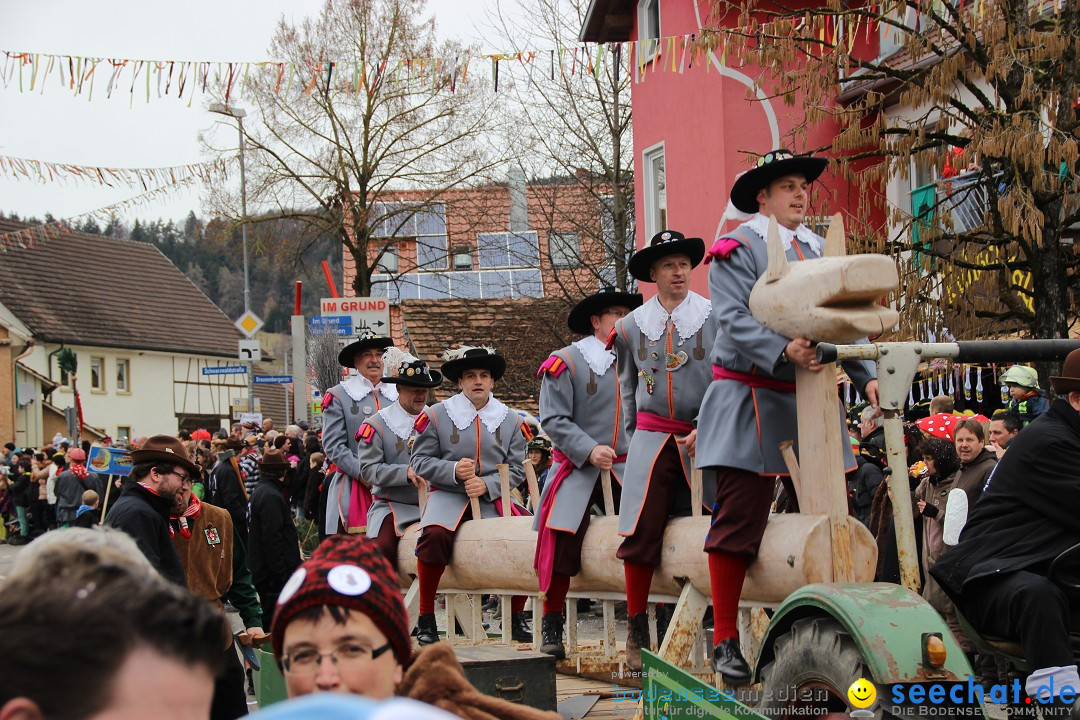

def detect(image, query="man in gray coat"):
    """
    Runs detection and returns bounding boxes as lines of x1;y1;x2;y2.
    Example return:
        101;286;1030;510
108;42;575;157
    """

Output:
410;346;532;645
609;231;717;670
534;288;642;659
697;149;878;684
320;331;398;536
358;354;443;569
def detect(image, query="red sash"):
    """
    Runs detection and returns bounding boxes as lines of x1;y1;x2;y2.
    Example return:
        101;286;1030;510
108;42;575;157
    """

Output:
534;449;625;592
636;411;694;435
712;365;797;393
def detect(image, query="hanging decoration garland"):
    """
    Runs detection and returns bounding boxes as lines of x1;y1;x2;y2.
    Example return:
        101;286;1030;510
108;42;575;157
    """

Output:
0;154;233;188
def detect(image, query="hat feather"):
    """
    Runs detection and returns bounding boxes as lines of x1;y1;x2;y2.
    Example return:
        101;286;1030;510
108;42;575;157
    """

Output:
441;345;496;362
382;347;417;375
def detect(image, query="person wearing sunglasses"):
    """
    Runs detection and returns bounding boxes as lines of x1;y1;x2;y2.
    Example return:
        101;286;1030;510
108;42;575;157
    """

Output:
105;434;202;587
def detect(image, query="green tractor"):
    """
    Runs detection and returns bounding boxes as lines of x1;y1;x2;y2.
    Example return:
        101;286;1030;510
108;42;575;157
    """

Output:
642;338;1080;720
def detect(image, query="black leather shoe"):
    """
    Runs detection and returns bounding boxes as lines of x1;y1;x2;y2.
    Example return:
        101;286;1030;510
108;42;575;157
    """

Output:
626;612;650;671
417;613;439;645
511;611;533;642
540;612;565;659
712;638;752;685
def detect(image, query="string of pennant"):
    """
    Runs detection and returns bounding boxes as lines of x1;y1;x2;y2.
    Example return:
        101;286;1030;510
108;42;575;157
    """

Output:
0;154;234;188
0;11;877;105
0;175;197;251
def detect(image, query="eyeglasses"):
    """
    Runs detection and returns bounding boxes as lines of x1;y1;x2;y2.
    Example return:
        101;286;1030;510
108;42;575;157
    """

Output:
281;642;392;675
171;470;192;486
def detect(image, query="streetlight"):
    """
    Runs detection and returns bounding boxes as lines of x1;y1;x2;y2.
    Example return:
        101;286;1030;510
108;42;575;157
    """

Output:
210;102;253;413
209;103;250;314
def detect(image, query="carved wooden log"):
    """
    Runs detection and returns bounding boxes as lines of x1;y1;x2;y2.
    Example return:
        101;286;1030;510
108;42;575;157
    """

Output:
397;513;877;603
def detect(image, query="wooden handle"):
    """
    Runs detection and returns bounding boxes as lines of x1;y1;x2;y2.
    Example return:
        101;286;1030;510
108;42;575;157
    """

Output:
418;483;428;515
690;460;703;517
497;463;511;518
237;632;269;649
778;440;802;501
469;495;481;520
523;460;540;511
601;469;615;516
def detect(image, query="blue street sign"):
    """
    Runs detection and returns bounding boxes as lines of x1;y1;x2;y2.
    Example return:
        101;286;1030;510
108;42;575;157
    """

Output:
309;315;353;336
254;375;293;385
202;366;248;376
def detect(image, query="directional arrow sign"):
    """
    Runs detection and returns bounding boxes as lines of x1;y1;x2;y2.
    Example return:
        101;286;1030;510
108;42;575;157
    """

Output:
319;297;390;338
238;339;261;362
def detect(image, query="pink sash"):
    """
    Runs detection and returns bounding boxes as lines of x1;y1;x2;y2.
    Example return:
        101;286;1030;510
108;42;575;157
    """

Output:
636;411;694;436
533;450;575;593
346;479;373;534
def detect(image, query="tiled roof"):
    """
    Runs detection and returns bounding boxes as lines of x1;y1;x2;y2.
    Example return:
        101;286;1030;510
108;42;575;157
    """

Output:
399;297;577;417
0;219;242;357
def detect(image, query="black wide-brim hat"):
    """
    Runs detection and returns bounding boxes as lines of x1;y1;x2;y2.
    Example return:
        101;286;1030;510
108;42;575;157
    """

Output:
381;359;443;388
567;289;644;335
440;347;506;383
627;230;705;283
338;334;394;367
729;149;828;215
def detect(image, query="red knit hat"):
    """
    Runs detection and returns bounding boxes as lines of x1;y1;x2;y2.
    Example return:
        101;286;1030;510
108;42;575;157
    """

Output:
270;534;410;665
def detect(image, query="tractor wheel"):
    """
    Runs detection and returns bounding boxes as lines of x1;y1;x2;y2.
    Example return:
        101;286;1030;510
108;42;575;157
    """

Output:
757;616;874;720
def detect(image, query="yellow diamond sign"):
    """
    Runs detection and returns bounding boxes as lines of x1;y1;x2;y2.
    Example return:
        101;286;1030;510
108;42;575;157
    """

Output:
235;310;264;339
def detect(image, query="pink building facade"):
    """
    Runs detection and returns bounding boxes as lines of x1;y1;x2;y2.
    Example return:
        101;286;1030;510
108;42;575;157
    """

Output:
582;0;882;297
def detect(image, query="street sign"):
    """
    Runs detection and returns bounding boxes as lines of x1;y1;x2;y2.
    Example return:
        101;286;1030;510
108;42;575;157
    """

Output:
238;339;261;362
319;297;390;337
254;375;292;385
235;310;264;338
309;315;353;337
203;366;248;376
312;401;322;416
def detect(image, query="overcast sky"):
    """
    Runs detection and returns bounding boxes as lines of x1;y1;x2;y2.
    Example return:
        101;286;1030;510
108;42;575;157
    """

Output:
0;0;529;226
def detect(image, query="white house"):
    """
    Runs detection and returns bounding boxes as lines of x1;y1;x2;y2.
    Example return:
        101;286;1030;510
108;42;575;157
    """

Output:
0;218;253;447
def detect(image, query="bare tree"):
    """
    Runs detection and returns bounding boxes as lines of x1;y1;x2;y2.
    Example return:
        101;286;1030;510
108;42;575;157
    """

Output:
490;0;635;297
203;0;504;296
711;0;1079;381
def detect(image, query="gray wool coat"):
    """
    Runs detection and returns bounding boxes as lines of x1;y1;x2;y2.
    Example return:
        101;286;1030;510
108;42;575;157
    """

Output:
411;397;527;531
358;406;422;538
611;294;718;537
321;379;399;535
695;224;876;476
535;341;631;533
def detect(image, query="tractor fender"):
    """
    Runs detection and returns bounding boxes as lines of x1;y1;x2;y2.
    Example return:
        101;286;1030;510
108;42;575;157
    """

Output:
754;582;974;684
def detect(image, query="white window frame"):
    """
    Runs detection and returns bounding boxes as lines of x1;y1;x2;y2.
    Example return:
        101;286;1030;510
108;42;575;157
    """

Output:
637;0;661;60
116;358;131;394
641;142;667;243
90;356;105;392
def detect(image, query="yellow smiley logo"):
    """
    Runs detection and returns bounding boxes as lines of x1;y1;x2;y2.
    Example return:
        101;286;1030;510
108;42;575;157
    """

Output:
847;678;877;709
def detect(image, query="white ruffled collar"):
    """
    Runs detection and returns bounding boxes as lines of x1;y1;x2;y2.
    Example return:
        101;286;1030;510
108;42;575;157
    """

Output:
572;336;616;376
444;392;510;434
379;401;422;442
742;213;823;257
341;375;398;404
632;292;712;343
